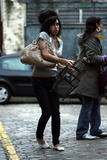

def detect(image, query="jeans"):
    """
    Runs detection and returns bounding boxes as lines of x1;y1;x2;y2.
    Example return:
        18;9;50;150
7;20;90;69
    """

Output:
32;77;60;146
76;96;102;139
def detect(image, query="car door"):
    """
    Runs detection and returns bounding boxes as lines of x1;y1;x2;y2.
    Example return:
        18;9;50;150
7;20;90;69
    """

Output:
1;55;35;96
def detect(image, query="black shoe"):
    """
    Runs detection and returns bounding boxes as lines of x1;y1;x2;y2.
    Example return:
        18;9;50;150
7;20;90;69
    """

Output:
97;132;107;138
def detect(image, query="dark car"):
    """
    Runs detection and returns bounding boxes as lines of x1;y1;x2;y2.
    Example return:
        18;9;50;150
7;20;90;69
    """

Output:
0;53;83;104
0;53;35;104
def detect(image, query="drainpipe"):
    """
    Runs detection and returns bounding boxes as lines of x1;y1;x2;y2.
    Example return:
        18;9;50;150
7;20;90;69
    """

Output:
79;9;83;24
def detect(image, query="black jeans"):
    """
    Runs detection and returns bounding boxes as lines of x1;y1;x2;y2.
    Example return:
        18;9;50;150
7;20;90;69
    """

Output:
32;77;60;146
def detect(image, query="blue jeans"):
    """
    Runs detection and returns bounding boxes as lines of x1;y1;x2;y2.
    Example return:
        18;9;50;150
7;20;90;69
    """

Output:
32;77;60;146
76;96;102;139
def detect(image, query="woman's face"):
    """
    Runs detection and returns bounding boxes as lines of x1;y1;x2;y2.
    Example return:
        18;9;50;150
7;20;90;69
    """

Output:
50;19;60;36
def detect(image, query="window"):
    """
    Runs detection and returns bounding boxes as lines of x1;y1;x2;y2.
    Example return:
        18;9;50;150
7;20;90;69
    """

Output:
2;56;31;71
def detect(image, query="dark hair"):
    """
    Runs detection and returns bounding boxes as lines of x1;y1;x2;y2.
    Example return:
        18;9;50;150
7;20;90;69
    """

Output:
38;9;61;36
83;17;101;41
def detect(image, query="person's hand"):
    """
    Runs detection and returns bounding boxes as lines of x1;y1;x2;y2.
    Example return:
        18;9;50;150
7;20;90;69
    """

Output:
60;58;75;71
65;60;75;70
102;56;107;65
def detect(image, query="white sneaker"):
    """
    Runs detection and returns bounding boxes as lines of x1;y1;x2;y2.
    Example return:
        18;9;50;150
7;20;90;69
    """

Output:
77;133;98;140
82;133;98;140
54;144;64;151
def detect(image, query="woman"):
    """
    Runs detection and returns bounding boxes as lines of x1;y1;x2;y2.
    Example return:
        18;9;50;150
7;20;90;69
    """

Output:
32;9;73;150
73;17;107;140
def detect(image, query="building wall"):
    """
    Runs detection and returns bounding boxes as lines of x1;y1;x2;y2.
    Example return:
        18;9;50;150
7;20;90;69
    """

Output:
2;0;107;57
0;1;3;55
18;0;107;60
0;19;3;55
2;0;26;54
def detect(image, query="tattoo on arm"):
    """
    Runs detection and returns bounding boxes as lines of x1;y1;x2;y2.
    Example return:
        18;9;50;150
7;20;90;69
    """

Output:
39;39;49;50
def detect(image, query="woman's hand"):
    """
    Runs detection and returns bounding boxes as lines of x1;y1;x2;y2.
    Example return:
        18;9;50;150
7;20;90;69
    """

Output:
63;59;75;73
65;59;75;69
102;56;107;65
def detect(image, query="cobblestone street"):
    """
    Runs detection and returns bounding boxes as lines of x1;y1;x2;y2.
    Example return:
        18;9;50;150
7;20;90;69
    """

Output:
0;103;107;160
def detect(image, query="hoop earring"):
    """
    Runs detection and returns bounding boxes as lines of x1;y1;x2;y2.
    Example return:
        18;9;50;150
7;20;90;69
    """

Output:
96;27;101;33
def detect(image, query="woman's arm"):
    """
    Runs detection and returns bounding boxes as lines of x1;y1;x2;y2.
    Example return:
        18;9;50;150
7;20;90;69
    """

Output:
39;39;74;68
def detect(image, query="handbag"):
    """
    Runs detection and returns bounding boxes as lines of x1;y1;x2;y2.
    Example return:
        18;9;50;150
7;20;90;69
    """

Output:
51;60;82;98
20;39;56;68
99;66;107;95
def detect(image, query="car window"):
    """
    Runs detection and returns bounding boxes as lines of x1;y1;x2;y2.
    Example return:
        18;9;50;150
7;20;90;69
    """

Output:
2;56;31;71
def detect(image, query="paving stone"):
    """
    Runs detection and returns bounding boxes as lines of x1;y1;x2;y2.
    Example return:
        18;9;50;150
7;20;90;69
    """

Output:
0;143;7;160
0;104;107;160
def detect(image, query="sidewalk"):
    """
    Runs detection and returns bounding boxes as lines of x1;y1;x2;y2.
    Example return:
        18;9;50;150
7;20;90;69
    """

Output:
0;103;107;160
0;144;7;160
9;96;107;104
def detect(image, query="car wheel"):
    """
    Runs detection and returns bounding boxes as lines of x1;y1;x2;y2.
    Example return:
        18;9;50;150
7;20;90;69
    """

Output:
0;84;11;104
